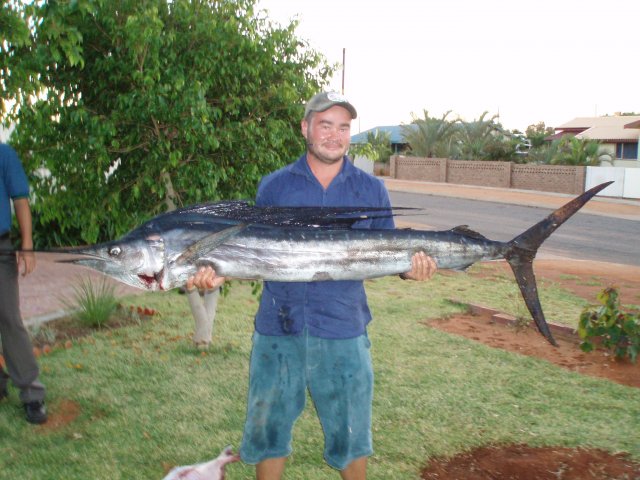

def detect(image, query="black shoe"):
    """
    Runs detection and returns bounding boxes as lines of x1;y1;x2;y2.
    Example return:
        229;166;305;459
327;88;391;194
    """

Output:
24;401;47;424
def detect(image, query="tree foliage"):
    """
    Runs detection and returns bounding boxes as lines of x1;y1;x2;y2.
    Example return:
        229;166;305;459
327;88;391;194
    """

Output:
2;0;332;247
551;136;601;166
399;110;602;167
402;110;520;162
525;140;561;165
525;122;554;149
349;129;393;163
456;112;519;162
401;110;458;158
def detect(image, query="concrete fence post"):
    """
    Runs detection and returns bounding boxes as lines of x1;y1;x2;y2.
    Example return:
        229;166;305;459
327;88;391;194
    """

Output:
440;158;448;183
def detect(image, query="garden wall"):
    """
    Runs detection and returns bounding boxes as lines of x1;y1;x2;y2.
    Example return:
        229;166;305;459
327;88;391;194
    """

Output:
390;156;586;195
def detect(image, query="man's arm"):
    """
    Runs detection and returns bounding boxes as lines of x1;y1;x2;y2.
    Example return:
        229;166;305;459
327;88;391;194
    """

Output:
13;197;36;276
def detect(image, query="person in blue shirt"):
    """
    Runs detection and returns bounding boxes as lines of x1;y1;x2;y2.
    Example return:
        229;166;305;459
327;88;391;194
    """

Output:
189;92;436;479
0;143;47;424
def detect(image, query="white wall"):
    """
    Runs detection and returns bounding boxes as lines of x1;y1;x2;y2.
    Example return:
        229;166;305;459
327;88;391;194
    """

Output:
623;168;640;198
586;166;640;199
353;156;374;175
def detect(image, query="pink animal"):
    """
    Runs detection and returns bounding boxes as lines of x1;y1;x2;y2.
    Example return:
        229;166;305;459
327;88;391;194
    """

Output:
162;446;240;480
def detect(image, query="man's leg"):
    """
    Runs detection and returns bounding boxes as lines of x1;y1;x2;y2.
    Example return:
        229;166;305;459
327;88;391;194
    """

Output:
0;243;46;423
240;333;306;473
256;457;286;480
308;334;374;474
0;247;45;404
340;457;367;480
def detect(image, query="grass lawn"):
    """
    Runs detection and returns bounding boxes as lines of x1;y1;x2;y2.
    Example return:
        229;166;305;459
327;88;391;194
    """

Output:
0;271;638;479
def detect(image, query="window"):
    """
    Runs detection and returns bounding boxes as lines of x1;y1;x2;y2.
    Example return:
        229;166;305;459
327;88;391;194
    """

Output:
616;142;639;160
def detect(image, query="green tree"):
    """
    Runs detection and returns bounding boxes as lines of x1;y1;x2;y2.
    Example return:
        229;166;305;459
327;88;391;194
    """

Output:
3;0;332;247
456;112;516;161
526;140;561;165
551;136;601;166
2;0;87;117
1;1;30;115
525;122;554;149
401;110;458;158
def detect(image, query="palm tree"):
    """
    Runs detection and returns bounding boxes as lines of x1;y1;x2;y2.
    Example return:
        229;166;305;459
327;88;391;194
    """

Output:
457;112;514;161
551;136;601;166
526;140;561;165
349;129;393;163
401;110;458;158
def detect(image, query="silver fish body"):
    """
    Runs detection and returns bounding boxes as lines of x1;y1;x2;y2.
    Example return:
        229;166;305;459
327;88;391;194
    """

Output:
206;225;507;283
62;181;614;346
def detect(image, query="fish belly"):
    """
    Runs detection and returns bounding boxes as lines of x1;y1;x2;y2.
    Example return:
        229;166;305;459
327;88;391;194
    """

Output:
208;237;413;282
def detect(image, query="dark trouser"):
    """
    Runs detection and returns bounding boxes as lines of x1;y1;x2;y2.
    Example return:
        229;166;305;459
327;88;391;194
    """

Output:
0;236;45;403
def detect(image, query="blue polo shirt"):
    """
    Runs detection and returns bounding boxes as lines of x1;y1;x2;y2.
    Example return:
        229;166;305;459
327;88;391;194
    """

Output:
254;154;395;339
0;144;30;236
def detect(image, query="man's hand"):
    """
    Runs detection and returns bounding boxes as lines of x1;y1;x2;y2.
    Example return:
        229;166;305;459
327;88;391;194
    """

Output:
17;250;36;277
186;266;226;291
400;251;437;281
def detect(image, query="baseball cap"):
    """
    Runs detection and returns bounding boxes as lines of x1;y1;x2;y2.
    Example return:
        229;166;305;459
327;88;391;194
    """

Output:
304;91;357;119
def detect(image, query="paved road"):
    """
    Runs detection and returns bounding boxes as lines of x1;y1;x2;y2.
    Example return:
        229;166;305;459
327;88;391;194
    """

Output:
389;191;640;266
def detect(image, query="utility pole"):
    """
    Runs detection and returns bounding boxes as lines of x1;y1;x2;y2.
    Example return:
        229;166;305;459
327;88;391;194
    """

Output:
341;48;346;94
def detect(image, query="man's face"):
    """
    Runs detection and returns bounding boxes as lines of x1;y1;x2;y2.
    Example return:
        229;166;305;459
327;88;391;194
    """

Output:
301;106;352;165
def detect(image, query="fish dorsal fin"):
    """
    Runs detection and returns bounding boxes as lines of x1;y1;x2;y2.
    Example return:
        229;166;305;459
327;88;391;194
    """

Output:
175;224;246;265
167;201;419;229
450;225;488;241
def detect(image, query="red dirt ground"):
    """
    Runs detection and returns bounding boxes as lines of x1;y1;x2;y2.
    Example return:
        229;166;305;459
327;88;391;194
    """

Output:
421;259;640;479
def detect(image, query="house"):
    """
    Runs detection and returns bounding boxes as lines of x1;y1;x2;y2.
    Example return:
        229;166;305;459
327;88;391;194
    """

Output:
350;125;415;154
549;115;640;167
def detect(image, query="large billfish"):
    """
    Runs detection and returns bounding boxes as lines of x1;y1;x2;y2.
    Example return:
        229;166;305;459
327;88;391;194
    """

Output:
58;182;613;346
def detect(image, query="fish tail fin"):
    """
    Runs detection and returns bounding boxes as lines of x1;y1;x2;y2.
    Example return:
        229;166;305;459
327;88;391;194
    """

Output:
504;181;613;346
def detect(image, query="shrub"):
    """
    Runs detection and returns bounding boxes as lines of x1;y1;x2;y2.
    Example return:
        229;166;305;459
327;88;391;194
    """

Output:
577;287;639;363
65;277;119;328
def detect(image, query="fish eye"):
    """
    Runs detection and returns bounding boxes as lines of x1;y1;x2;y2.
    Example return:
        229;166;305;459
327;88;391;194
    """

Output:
108;246;122;257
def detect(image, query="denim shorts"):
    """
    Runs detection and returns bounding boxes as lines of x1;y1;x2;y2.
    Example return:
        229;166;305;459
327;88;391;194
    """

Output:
240;330;373;470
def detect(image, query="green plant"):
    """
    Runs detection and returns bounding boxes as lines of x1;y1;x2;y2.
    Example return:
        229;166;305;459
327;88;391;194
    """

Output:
401;110;459;158
65;277;119;328
578;287;640;363
551;136;601;166
28;323;58;346
350;129;393;163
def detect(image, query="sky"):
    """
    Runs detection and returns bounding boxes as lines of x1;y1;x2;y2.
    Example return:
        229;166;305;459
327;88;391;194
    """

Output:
256;0;640;134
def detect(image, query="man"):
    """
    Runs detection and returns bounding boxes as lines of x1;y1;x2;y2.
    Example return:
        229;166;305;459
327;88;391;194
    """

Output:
190;92;436;479
0;143;47;424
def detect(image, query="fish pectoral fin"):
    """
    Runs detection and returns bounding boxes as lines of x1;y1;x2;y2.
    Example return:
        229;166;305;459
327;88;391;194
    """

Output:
450;225;488;240
175;224;246;265
450;263;474;272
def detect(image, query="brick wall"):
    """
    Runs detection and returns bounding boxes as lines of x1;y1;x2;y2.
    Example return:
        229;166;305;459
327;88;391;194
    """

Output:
511;165;585;194
390;156;586;194
447;160;511;188
393;157;446;182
